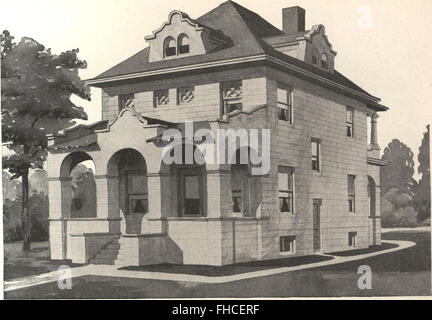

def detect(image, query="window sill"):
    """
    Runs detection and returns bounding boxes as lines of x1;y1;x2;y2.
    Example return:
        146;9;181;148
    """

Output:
312;170;322;176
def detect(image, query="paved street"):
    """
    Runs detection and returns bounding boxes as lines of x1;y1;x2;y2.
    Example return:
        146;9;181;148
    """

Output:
4;230;430;298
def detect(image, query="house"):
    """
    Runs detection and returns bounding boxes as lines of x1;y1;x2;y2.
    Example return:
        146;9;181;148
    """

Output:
46;1;387;266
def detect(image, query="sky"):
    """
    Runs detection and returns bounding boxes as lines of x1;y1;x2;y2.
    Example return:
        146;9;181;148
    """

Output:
2;0;431;175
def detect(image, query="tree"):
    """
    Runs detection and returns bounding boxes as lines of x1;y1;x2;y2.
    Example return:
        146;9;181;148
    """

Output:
380;139;417;196
1;30;90;250
413;126;431;222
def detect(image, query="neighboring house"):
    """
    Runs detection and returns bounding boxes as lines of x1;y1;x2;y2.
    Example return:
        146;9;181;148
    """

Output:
46;1;387;266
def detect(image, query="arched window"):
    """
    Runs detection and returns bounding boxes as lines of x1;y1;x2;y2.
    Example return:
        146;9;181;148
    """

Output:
312;50;319;66
164;37;176;57
178;34;190;54
320;53;328;70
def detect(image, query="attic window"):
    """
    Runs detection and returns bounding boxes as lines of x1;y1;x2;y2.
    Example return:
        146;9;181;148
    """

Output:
320;54;328;70
178;34;190;54
164;37;176;57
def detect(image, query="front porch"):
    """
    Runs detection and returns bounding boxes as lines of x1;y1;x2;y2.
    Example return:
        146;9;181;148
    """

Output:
46;108;267;266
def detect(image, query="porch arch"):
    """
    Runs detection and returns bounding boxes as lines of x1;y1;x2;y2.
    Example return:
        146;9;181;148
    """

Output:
106;148;148;234
59;151;96;218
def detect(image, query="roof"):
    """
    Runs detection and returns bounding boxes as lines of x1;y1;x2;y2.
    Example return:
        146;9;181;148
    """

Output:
87;1;385;108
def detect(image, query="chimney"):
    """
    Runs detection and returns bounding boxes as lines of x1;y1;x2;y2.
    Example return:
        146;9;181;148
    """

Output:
282;6;305;34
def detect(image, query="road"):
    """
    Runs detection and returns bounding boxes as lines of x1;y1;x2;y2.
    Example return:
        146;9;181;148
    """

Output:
5;230;430;298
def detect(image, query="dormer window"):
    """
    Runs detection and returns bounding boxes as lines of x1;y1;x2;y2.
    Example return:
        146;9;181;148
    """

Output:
178;34;190;54
320;54;328;70
164;37;176;57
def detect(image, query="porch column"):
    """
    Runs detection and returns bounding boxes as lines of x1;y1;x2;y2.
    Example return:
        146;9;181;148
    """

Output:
145;172;170;233
95;175;121;233
48;177;72;260
205;168;232;218
368;113;380;150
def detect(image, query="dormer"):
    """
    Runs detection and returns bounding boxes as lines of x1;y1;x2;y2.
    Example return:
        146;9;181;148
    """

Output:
263;6;337;73
145;10;232;62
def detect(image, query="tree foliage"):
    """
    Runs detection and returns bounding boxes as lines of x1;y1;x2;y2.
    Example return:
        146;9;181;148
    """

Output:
413;127;431;222
1;30;90;177
1;30;90;250
380;139;417;196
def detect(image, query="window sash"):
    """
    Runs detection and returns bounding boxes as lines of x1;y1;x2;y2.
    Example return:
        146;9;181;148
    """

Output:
177;86;194;105
311;140;320;171
154;89;169;107
348;232;357;247
118;94;134;111
280;236;295;252
221;81;242;115
346;108;354;137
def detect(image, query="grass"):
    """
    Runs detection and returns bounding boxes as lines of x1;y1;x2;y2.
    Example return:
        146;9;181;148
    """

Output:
119;254;334;276
4;241;83;281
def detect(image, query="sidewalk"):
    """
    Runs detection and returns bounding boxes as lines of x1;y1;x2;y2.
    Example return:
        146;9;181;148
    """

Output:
4;239;415;291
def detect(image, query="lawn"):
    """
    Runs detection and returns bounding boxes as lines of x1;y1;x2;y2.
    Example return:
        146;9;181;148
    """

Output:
4;241;82;281
120;254;333;276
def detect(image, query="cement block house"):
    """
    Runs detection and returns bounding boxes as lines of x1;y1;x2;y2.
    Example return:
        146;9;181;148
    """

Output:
46;1;388;266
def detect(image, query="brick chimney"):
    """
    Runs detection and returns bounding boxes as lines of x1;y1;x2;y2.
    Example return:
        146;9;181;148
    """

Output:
282;6;305;34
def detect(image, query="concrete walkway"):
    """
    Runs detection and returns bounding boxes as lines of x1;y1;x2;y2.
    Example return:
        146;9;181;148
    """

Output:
4;240;415;292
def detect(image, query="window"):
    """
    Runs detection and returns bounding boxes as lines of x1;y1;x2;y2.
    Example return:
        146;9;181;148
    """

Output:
280;236;296;253
178;34;190;54
118;93;134;111
278;166;294;213
320;54;328;70
348;232;357;247
348;175;356;213
164;37;176;57
312;50;319;66
177;86;194;105
311;139;320;172
126;171;148;215
221;80;242;115
346;107;354;137
153;89;169;107
231;165;248;213
277;84;292;123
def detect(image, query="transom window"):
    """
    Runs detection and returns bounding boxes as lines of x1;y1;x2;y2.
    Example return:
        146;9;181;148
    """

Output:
118;93;134;111
311;138;321;172
178;34;190;54
221;80;243;115
280;236;296;253
277;84;292;123
153;89;169;107
177;86;194;105
346;107;354;137
164;37;176;57
348;175;356;213
278;166;294;213
321;54;328;70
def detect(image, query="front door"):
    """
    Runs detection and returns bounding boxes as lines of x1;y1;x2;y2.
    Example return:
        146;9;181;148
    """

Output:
125;170;148;234
313;199;322;252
